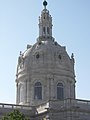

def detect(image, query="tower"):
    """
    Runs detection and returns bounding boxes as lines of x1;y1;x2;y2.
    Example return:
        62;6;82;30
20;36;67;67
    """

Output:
16;0;76;106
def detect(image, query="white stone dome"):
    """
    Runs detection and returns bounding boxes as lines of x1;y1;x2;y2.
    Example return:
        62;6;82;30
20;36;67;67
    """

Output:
16;2;75;106
17;38;74;78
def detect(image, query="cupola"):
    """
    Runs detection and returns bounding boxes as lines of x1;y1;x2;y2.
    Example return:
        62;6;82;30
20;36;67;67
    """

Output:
16;0;76;106
38;0;52;38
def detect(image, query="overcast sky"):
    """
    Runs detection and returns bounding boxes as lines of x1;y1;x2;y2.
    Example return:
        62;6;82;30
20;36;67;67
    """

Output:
0;0;90;104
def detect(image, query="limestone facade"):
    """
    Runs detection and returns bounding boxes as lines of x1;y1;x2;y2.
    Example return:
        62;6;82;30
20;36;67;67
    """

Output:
16;0;75;106
0;1;90;120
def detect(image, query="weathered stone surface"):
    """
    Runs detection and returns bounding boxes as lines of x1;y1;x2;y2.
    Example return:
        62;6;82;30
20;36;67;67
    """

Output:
16;4;75;106
1;1;90;120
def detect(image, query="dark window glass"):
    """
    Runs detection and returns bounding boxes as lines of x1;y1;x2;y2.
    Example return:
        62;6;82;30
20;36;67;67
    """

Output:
43;13;45;19
36;54;39;59
57;83;64;100
34;82;42;100
58;54;61;59
47;27;49;34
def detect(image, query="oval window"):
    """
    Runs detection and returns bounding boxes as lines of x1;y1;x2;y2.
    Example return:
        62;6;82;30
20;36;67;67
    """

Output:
36;54;40;59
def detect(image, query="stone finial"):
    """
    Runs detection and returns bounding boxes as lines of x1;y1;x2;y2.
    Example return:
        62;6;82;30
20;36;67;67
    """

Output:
71;53;75;63
43;0;48;9
71;53;74;59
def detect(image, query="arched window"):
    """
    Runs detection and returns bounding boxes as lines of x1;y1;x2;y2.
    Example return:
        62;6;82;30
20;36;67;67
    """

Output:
34;82;42;100
57;83;64;100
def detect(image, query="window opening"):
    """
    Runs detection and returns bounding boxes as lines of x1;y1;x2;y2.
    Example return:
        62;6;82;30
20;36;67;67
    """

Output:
58;55;61;60
47;27;49;34
34;82;42;100
57;83;64;100
36;54;40;59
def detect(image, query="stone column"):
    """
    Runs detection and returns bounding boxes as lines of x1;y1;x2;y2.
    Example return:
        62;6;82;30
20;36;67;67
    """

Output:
47;74;54;100
16;83;19;104
24;80;27;104
26;80;30;105
50;78;55;100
